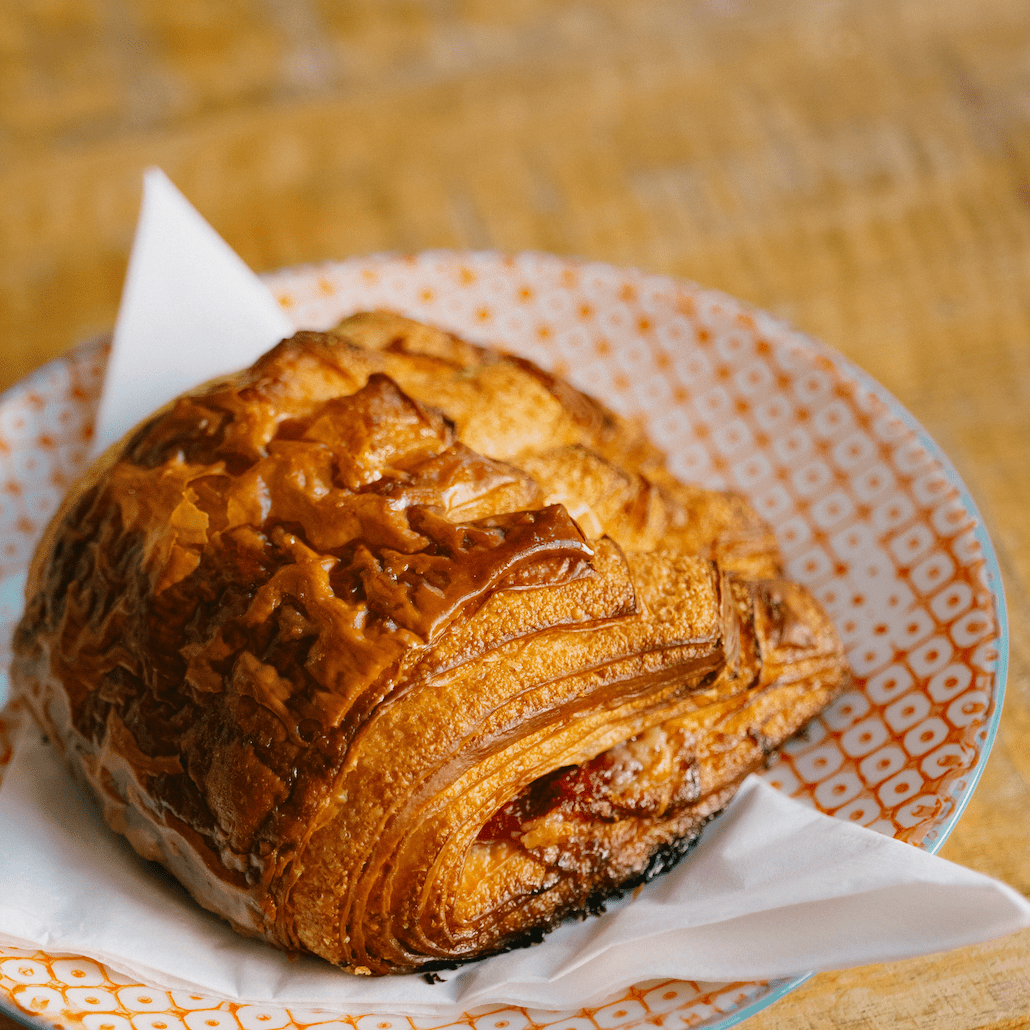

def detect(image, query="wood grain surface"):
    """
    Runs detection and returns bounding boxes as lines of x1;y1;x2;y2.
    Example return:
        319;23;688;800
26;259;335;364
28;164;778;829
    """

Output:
2;0;1030;1027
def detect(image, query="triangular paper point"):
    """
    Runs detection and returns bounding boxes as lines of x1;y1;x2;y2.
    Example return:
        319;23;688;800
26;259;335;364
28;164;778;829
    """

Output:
91;168;295;456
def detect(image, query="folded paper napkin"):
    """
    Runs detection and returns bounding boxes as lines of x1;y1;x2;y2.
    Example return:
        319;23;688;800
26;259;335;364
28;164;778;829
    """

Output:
93;169;295;456
1;169;1028;1016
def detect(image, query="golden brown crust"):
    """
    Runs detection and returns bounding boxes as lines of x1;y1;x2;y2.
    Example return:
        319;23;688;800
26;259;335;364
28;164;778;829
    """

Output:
11;311;849;974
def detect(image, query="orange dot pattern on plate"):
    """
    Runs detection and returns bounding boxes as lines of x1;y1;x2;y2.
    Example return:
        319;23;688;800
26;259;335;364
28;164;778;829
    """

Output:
0;252;1005;1030
0;950;768;1030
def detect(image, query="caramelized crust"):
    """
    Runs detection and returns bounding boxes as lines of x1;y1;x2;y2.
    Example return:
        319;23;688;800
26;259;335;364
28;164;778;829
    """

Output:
11;312;848;974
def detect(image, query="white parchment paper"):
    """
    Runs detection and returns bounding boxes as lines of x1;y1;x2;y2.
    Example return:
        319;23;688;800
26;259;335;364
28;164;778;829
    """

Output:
93;169;294;455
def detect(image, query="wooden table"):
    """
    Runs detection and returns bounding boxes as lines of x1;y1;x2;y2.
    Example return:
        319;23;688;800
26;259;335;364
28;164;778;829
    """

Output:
2;0;1030;1026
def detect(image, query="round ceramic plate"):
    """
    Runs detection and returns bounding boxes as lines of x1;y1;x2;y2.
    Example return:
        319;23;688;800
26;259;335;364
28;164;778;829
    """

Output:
0;252;1007;1030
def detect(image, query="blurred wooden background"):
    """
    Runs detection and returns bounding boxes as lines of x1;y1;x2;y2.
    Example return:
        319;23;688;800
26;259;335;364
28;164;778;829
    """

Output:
2;0;1030;1026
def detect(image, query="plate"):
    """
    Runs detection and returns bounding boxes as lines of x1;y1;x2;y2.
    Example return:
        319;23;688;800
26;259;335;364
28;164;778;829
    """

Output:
0;251;1007;1030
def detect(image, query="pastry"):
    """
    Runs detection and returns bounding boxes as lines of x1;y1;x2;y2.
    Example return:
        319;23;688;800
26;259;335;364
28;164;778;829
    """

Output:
11;311;849;975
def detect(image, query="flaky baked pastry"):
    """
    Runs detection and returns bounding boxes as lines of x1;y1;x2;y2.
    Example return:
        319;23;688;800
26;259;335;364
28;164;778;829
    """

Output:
12;311;848;975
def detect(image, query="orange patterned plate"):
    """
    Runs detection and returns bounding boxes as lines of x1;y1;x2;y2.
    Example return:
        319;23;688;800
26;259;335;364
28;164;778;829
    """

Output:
0;252;1007;1030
